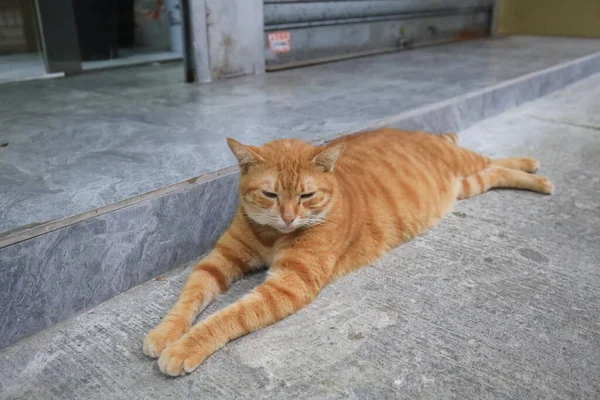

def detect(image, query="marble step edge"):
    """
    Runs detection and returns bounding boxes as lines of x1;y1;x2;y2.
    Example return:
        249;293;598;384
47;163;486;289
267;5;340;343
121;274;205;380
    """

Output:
1;48;599;349
3;48;600;251
0;165;239;248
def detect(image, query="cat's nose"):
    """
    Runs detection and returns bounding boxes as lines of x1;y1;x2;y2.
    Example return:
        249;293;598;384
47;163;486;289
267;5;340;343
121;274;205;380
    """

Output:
282;214;296;226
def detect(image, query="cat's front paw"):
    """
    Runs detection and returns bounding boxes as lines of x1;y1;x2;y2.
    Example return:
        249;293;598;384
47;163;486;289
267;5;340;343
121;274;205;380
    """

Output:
143;318;189;358
157;333;211;377
535;176;554;194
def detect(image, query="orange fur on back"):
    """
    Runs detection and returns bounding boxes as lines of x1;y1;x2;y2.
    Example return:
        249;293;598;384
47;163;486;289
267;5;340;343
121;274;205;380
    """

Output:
143;128;554;376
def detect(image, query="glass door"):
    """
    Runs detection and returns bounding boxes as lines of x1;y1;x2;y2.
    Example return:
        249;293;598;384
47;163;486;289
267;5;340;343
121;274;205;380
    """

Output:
75;0;184;71
0;0;47;83
33;0;185;77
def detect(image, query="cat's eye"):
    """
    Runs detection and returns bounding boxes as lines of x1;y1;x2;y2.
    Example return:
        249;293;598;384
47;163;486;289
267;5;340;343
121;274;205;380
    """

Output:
262;191;278;199
300;192;315;199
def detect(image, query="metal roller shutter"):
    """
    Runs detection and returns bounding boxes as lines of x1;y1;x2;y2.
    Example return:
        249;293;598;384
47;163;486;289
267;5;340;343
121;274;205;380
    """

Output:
264;0;495;69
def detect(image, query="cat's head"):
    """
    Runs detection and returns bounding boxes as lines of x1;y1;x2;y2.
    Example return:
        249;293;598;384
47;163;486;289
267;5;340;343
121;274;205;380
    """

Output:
227;137;345;233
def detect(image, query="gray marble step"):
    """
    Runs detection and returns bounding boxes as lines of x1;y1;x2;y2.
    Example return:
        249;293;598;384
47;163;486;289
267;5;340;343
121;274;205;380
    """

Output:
2;36;600;349
3;75;600;398
4;36;600;238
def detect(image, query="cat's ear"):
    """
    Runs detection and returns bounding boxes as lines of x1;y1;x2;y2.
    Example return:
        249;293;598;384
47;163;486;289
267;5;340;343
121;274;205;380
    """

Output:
227;138;264;170
312;142;346;172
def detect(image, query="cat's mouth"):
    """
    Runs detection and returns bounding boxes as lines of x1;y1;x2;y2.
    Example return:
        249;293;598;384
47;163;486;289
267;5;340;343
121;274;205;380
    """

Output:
275;224;297;234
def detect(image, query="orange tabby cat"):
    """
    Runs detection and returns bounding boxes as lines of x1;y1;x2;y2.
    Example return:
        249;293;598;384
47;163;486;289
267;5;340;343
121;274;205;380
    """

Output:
143;128;553;376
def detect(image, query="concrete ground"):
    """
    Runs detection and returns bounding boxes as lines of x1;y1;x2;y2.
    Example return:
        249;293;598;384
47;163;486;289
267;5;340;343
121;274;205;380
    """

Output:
1;74;599;399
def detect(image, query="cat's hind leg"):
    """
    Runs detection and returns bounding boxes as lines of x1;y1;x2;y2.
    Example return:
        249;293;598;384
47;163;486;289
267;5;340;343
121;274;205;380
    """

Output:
491;157;540;173
458;165;553;199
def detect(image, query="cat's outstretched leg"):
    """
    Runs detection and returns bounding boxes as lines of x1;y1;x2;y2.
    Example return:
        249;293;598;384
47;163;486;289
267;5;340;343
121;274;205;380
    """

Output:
143;230;256;358
491;157;540;173
458;165;553;199
156;248;332;376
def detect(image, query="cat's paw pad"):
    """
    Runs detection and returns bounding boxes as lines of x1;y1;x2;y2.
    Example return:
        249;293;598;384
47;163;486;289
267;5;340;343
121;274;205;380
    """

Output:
157;336;208;377
521;158;541;173
143;320;188;358
535;176;554;194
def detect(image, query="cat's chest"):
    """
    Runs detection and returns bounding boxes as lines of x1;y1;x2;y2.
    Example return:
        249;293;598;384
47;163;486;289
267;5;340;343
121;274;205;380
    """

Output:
258;244;282;266
245;234;276;266
253;236;296;266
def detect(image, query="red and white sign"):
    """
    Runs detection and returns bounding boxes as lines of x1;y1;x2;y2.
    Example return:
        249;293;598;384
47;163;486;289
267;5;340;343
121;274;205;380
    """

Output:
268;31;291;53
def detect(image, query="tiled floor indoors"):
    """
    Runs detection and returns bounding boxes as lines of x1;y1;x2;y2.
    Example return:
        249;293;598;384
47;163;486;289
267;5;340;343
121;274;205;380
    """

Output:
1;36;600;237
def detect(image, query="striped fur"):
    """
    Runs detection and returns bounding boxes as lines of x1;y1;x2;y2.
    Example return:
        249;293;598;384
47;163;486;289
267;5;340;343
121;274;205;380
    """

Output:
143;128;553;376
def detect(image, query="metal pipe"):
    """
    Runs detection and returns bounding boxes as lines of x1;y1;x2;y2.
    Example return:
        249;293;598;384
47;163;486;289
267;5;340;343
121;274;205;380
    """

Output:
180;0;195;82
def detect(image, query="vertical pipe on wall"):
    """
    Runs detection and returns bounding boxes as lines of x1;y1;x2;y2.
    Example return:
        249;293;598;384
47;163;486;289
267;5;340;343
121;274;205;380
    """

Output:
180;0;196;82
